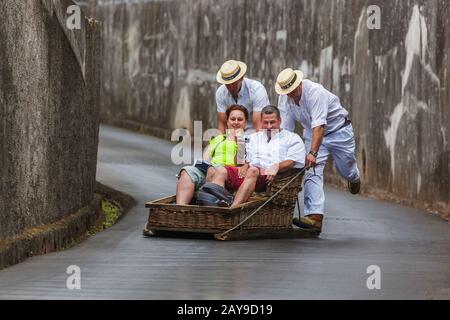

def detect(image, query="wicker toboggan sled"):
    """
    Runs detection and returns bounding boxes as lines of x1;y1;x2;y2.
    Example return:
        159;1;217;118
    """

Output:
143;169;320;240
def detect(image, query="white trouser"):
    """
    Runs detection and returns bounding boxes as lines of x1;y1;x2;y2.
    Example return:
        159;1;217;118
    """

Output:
303;124;360;216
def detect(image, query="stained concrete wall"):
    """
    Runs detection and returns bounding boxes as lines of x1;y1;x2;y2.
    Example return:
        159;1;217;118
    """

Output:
0;0;101;239
89;0;449;218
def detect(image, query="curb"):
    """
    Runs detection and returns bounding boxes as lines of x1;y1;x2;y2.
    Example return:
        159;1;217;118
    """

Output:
0;182;136;270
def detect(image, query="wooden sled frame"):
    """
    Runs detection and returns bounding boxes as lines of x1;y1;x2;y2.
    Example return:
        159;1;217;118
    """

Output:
143;224;319;241
143;169;320;241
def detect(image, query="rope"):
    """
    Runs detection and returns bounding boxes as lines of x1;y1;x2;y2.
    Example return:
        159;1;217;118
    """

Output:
216;168;306;240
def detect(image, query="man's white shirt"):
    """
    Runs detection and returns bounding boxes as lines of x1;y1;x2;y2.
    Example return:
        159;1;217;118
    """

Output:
216;78;270;130
278;79;349;137
246;130;305;169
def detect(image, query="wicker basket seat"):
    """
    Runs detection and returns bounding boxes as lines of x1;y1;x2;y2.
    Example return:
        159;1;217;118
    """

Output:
144;169;304;234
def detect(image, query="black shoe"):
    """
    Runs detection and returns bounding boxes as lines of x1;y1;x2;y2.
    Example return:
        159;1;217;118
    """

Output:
348;179;361;195
218;200;231;208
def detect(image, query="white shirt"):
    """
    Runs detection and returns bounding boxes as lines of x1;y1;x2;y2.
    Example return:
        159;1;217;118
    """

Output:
278;79;349;137
216;78;270;130
246;130;305;169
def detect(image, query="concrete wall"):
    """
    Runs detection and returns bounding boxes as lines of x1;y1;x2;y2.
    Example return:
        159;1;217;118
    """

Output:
0;0;102;239
89;0;449;218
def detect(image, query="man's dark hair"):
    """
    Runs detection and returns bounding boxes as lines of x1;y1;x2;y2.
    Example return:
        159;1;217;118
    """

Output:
226;105;249;120
261;105;281;119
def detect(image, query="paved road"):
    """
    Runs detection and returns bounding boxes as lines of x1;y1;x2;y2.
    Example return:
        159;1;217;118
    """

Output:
0;125;449;299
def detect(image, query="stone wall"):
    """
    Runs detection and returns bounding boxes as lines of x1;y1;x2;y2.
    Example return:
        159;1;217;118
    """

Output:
89;0;449;218
0;0;102;239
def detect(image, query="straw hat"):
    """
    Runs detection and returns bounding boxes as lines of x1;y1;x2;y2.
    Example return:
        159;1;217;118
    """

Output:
275;68;304;95
217;60;247;85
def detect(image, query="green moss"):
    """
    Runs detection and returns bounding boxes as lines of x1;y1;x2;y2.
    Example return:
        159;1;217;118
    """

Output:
82;195;125;239
101;198;122;229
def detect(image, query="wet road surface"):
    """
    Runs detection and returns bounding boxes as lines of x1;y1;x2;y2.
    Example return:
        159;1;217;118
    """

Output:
0;125;449;299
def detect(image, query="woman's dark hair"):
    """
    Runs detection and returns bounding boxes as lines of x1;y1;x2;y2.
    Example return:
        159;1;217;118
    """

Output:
226;105;249;121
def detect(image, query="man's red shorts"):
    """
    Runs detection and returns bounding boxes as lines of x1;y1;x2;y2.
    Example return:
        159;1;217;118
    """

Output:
225;166;267;192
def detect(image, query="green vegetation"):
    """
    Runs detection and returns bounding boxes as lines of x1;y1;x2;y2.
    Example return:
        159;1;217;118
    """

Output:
87;195;123;236
101;198;122;228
